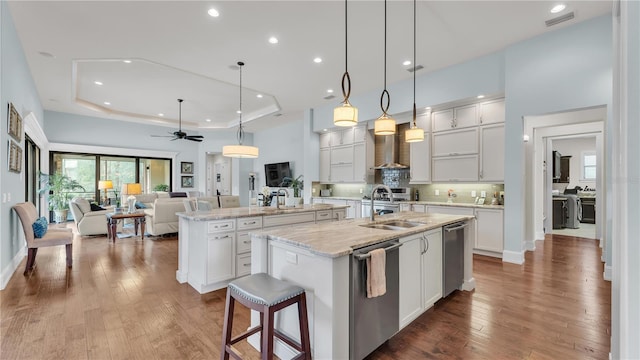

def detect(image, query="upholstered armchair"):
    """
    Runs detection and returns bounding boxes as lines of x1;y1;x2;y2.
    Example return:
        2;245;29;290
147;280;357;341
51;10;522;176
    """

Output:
69;197;120;236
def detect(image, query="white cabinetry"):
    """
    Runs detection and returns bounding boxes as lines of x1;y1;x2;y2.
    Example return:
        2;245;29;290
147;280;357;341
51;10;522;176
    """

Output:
399;228;443;329
319;124;373;184
479;99;505;125
432;128;478;157
426;205;475;217
479;124;504;182
474;208;504;255
409;132;430;184
206;220;236;284
432;104;478;132
399;203;412;212
422;228;443;309
432;155;479;182
432;109;454;132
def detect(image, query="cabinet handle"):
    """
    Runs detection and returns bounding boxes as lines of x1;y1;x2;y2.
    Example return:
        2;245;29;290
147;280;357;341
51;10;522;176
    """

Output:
214;235;230;240
319;213;329;217
243;221;256;225
479;171;483;178
214;224;230;229
243;263;251;267
479;115;483;124
243;240;250;244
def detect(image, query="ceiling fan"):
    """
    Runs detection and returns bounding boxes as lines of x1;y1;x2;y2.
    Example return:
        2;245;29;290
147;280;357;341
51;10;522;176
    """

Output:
151;99;204;142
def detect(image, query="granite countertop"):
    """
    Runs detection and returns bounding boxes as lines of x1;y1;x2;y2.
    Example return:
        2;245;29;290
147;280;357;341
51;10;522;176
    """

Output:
177;203;349;221
312;196;364;201
251;212;474;258
402;201;505;210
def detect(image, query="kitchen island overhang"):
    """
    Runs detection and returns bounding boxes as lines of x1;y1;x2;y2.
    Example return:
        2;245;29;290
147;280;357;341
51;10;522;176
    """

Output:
249;211;476;360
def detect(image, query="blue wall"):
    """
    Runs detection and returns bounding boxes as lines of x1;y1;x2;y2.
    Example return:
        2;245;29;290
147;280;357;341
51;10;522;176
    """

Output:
1;1;45;284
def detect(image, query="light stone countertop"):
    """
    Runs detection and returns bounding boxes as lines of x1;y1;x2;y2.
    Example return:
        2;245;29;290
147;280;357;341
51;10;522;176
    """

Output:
177;203;349;221
251;211;474;258
402;201;505;210
311;196;363;201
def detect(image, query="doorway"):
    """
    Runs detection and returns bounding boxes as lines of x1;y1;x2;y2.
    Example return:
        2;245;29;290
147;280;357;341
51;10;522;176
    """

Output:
206;153;232;196
523;106;606;253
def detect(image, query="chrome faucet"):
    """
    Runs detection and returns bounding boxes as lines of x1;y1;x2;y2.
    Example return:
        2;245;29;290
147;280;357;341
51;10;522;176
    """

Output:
370;184;392;221
275;188;289;209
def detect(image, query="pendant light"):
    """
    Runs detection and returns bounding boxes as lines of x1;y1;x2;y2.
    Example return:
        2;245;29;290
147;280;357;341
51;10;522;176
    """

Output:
374;0;396;136
334;0;358;126
223;61;259;158
405;0;424;143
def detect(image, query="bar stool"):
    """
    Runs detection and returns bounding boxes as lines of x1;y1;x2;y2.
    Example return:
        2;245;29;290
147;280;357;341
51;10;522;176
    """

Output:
221;273;311;360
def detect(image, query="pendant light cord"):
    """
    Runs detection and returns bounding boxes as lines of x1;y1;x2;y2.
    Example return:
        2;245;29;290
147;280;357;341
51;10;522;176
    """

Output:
379;0;391;116
412;0;417;127
341;0;352;103
237;61;245;145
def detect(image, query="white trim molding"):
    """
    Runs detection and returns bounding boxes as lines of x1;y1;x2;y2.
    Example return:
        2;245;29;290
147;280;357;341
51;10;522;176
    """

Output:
502;250;525;265
49;142;178;160
603;264;612;281
1;245;26;290
525;240;537;252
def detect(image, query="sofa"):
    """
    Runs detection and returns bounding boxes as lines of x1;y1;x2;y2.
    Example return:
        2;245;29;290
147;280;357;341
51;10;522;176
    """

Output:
135;193;241;236
69;197;121;236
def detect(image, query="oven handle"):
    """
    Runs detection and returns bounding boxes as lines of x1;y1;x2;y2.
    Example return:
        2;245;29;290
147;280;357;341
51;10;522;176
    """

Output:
353;242;403;261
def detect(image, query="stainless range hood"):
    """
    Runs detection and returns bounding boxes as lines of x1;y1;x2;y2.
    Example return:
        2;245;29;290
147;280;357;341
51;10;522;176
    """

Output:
374;126;409;169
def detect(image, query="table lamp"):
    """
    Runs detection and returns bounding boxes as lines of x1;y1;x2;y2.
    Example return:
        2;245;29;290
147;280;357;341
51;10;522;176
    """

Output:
98;180;113;205
122;183;142;213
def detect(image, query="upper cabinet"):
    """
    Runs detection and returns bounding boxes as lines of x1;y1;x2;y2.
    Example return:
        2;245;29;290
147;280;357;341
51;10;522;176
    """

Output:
319;124;373;184
431;98;505;183
479;99;505;125
409;132;430;184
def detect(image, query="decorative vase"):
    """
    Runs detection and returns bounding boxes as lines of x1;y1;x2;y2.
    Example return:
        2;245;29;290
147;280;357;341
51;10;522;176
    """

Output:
53;209;68;224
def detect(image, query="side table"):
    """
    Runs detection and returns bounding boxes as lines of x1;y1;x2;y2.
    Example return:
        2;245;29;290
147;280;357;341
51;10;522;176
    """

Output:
106;212;146;243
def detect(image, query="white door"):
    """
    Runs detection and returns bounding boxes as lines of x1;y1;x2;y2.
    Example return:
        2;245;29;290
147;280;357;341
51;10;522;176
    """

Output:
211;155;232;195
480;124;505;182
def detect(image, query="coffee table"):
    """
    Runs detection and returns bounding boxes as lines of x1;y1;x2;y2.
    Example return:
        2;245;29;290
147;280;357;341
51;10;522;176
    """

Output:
106;211;146;243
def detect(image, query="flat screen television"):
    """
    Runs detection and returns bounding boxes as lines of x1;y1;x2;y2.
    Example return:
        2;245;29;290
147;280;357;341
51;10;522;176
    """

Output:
264;162;292;187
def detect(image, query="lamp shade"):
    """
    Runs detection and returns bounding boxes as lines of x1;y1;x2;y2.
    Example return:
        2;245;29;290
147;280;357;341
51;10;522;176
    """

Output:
374;115;396;135
122;183;142;195
98;180;113;190
334;102;358;126
405;127;425;142
222;144;259;158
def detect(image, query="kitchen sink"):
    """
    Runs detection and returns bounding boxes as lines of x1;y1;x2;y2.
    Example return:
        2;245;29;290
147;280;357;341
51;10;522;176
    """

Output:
359;220;424;231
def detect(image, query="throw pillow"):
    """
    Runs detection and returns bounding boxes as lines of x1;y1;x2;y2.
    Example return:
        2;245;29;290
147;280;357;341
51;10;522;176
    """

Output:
32;216;48;238
90;203;106;211
135;201;146;209
169;192;188;198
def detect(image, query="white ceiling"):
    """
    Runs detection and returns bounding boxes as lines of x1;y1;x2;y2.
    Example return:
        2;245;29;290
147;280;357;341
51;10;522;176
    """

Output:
8;1;612;133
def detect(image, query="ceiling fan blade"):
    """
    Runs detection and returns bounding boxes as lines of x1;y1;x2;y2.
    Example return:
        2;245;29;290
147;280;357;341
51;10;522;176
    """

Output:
185;136;203;142
150;134;174;138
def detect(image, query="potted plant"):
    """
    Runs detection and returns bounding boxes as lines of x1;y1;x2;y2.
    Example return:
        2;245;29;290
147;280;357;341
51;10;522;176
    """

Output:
38;172;85;223
282;175;303;206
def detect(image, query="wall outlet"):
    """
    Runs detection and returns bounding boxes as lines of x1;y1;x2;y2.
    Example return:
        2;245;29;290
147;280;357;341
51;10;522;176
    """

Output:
7;193;10;202
359;188;363;194
471;190;477;197
312;188;316;193
286;251;298;264
435;189;440;196
481;191;487;198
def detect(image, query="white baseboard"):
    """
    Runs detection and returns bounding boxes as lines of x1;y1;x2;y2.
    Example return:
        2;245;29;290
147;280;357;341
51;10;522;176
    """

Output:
175;270;187;283
462;278;476;291
502;250;525;265
525;240;536;251
535;231;545;241
1;248;25;290
603;264;612;281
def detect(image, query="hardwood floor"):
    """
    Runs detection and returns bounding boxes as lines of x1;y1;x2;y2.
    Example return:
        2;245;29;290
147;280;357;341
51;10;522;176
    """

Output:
1;227;610;360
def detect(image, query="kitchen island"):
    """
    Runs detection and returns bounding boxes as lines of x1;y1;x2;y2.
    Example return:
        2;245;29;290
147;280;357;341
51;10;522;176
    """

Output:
250;211;475;360
176;204;348;293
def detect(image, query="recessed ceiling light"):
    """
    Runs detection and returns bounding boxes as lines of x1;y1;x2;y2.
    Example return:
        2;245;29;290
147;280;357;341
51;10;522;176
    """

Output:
94;81;103;86
158;113;164;117
550;4;566;13
205;118;212;122
208;8;220;17
123;60;132;64
477;94;485;99
256;94;263;98
268;36;279;44
327;89;334;93
425;107;431;110
313;57;322;63
236;110;242;114
403;60;411;66
103;101;111;105
323;129;328;132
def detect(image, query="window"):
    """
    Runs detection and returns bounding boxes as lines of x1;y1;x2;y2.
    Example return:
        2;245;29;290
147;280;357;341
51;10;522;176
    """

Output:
582;151;596;180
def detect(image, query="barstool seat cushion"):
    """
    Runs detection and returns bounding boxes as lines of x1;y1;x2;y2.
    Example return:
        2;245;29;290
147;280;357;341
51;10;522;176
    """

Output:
229;273;305;306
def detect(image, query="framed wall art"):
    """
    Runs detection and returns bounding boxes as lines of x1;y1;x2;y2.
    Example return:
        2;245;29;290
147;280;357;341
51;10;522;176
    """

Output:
8;140;22;173
7;102;23;142
181;161;193;174
181;176;194;188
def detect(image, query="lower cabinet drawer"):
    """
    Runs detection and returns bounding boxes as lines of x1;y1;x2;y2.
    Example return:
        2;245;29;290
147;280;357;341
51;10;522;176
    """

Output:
208;220;235;233
316;210;332;222
236;254;251;277
236;232;252;254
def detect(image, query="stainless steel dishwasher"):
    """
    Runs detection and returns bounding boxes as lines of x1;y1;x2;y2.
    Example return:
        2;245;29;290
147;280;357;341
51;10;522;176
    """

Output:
443;222;468;297
350;239;401;360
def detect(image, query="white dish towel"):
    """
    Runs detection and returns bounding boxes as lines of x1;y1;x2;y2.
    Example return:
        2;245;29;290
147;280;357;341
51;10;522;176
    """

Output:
366;248;387;298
